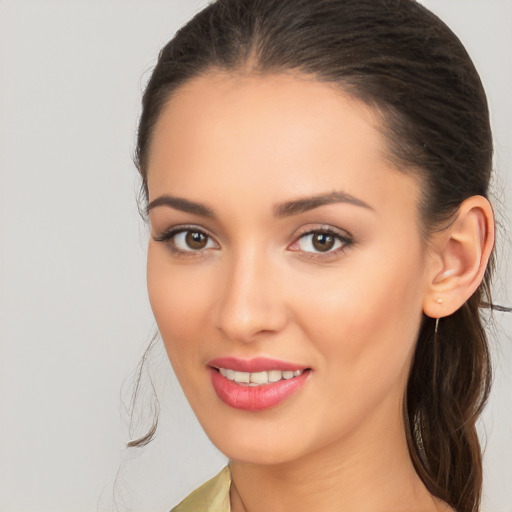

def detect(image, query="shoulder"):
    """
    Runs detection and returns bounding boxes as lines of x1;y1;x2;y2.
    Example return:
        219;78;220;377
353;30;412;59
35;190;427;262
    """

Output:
171;466;231;512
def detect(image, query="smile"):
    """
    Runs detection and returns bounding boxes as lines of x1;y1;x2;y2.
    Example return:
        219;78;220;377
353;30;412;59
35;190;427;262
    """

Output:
218;368;304;386
208;357;311;411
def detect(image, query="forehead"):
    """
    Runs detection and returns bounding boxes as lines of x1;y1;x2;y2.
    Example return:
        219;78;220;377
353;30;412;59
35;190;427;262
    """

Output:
148;71;383;174
146;71;420;220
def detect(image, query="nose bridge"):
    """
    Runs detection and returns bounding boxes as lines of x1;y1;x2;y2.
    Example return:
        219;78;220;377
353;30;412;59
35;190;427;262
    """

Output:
214;242;287;342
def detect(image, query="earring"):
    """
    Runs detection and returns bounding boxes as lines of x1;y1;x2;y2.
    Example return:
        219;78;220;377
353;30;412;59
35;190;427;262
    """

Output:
435;297;444;304
435;317;440;335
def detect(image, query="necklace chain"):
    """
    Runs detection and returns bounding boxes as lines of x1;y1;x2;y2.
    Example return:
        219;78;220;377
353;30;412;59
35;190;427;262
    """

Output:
230;477;248;512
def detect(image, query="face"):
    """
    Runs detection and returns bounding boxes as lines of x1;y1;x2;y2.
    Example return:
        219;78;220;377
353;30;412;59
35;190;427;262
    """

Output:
146;72;430;465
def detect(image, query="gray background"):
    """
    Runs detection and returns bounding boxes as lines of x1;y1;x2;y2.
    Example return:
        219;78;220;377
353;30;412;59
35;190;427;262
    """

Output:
0;1;510;511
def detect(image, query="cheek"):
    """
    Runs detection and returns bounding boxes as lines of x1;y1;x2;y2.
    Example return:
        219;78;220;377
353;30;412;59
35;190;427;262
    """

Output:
291;244;426;387
146;244;211;371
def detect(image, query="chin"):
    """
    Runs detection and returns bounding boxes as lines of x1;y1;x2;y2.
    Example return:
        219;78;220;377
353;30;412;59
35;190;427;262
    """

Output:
199;412;314;466
217;439;300;466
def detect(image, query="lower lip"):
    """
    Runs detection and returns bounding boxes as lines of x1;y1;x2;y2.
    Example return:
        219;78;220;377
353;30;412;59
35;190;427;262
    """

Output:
210;368;310;411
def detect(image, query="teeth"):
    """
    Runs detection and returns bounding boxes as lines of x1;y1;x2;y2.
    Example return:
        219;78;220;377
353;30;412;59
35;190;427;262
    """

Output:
234;371;250;383
250;371;269;384
218;368;304;385
268;370;282;382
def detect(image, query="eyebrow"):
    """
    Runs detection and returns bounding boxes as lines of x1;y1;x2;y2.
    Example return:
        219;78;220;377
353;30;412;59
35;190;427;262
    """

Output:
146;196;215;217
273;190;373;217
146;190;373;218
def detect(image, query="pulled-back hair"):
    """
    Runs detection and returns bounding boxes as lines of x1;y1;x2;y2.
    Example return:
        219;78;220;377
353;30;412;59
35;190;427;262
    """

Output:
133;1;498;510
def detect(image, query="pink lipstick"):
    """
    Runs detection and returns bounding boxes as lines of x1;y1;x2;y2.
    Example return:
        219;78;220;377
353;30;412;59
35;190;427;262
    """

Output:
208;357;310;411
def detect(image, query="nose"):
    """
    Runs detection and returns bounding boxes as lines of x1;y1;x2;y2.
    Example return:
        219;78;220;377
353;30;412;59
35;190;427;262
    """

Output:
213;248;289;343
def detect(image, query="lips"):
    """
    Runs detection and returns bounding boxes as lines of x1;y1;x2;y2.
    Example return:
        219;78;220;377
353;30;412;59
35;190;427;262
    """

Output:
208;357;311;411
208;356;308;373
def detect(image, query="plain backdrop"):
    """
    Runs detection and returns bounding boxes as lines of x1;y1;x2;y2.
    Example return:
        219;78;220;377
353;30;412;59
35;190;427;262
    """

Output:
0;1;510;511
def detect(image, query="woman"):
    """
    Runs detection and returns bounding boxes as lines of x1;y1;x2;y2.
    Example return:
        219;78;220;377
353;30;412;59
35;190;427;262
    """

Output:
132;0;500;510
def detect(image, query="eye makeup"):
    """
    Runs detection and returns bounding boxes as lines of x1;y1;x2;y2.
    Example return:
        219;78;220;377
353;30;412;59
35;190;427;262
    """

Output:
153;222;354;262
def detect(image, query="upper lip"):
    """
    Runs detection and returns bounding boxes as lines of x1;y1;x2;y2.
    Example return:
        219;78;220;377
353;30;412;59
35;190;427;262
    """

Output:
208;356;309;373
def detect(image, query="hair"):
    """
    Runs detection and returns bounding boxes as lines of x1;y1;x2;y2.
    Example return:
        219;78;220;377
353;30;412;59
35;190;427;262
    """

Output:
132;1;501;510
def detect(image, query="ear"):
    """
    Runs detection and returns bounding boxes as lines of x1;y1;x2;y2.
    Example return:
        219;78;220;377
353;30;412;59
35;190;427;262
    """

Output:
423;196;495;319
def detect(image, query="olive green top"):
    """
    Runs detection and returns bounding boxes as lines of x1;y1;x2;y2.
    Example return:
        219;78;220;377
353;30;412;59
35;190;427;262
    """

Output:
171;465;461;512
171;466;231;512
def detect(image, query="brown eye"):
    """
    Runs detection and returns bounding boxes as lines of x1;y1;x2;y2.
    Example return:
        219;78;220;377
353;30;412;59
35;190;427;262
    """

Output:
185;231;208;250
312;233;335;252
154;228;218;253
293;229;350;256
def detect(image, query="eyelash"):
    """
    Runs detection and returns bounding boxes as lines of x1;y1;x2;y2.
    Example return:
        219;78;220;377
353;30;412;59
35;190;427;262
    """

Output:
289;227;353;260
153;225;353;260
153;225;217;258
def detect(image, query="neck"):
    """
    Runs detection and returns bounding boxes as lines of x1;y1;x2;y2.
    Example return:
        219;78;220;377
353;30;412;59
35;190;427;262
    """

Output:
229;397;449;512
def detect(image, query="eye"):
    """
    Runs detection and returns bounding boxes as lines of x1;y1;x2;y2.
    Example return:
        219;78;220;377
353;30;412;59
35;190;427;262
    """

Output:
289;228;352;256
154;227;219;254
298;232;340;252
174;230;215;251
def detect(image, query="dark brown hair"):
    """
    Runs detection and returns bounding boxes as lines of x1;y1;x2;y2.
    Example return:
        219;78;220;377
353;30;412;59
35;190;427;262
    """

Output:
132;1;500;510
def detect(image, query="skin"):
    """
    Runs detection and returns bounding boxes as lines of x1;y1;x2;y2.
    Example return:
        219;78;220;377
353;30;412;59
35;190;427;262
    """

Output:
145;72;493;512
